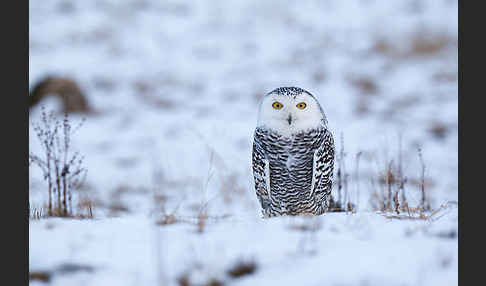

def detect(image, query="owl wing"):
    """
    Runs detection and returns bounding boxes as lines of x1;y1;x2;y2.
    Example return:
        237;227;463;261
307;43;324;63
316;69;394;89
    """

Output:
252;132;272;215
310;129;335;204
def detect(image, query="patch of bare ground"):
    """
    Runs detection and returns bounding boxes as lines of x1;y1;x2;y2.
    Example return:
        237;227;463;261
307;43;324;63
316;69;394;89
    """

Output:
372;31;456;60
347;74;379;96
29;271;51;282
29;76;93;113
30;263;95;283
227;259;258;278
428;121;450;140
177;258;258;286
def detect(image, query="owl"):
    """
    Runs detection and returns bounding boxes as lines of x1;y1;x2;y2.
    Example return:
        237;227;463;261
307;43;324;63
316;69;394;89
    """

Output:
252;87;335;217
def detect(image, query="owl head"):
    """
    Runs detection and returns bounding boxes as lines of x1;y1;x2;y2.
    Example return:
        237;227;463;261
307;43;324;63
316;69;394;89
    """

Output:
257;87;328;136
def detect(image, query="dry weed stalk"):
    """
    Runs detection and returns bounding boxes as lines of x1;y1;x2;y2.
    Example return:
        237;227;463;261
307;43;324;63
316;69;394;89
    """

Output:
354;151;362;212
196;202;209;234
329;134;346;212
340;134;347;206
369;173;385;211
417;147;431;213
194;151;216;233
396;136;410;215
393;189;400;215
30;106;87;217
30;207;43;220
151;165;177;226
385;160;394;211
329;134;359;213
369;140;433;218
373;159;403;214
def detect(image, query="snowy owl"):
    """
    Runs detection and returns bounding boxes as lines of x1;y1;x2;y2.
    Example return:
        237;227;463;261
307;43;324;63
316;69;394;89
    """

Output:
252;87;335;217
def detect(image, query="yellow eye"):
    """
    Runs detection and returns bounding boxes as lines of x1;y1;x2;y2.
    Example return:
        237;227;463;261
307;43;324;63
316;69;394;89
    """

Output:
272;101;283;109
296;102;307;109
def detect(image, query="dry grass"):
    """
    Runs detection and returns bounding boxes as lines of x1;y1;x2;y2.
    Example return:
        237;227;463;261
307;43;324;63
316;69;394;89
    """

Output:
196;201;209;233
150;163;183;227
417;148;431;213
372;31;455;59
29;271;51;282
156;214;177;226
77;196;96;218
154;199;182;226
369;140;434;218
347;75;379;96
30;207;45;220
410;32;454;56
384;201;456;221
370;161;407;214
29;205;94;220
369;136;410;215
327;195;345;212
108;201;130;216
29;193;96;220
149;161;228;230
329;134;356;213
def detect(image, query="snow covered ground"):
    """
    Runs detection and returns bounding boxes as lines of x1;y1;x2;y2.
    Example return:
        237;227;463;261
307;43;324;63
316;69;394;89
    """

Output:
30;203;458;286
29;0;458;285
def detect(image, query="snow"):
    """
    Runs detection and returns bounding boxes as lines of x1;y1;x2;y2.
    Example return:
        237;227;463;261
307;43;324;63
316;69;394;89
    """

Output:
29;206;458;286
29;0;457;285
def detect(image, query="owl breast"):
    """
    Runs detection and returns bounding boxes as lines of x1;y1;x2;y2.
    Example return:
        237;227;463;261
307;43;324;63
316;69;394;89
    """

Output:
255;127;326;215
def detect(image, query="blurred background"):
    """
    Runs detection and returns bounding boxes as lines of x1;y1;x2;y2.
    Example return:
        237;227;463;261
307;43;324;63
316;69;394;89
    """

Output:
29;1;458;285
29;0;457;218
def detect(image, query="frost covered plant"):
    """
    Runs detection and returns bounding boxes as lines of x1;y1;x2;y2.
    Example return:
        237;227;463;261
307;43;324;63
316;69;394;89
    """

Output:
29;106;87;217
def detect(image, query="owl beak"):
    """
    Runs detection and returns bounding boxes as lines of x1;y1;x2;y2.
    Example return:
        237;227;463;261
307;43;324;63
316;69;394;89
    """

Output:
287;114;292;125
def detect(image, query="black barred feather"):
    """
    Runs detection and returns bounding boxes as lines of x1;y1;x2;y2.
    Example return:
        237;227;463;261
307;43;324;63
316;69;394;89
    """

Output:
252;127;334;217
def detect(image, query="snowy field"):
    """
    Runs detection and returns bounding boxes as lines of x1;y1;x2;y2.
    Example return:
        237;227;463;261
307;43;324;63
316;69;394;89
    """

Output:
29;0;458;285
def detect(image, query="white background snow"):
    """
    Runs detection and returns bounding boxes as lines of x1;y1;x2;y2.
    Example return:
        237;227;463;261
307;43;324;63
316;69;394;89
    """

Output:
29;0;458;285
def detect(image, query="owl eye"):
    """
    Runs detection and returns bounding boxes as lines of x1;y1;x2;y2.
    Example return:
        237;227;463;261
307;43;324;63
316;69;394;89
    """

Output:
296;102;307;109
272;101;283;110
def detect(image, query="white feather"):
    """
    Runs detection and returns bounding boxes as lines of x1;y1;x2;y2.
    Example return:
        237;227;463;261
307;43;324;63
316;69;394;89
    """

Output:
256;91;327;137
264;158;272;202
